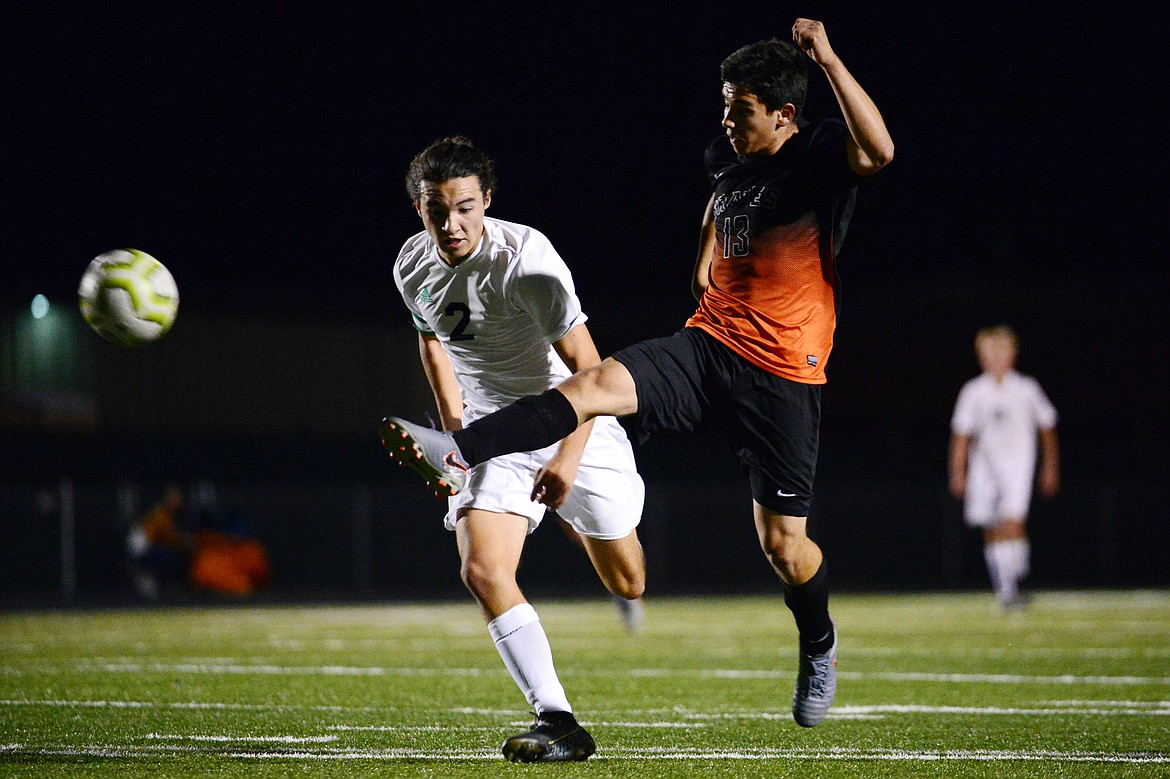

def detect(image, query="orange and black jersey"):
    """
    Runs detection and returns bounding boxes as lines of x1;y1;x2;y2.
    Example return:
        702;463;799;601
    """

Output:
686;118;865;384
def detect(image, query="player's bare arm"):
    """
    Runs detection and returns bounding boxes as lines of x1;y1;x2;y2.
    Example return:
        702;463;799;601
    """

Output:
530;323;601;508
948;432;971;498
691;195;717;302
418;332;465;431
1038;426;1060;498
792;18;894;176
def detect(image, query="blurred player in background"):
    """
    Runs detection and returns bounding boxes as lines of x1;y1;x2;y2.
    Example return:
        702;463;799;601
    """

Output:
949;325;1060;611
188;497;272;599
383;18;893;729
390;136;646;762
126;483;192;599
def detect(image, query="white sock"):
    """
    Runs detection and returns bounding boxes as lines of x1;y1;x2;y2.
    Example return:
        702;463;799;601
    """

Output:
487;603;572;715
1009;539;1031;581
984;542;1018;601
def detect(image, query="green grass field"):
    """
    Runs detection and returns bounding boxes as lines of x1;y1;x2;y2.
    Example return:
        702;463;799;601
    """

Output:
1;591;1167;777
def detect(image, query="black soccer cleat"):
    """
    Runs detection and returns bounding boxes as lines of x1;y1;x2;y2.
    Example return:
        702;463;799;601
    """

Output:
501;710;596;763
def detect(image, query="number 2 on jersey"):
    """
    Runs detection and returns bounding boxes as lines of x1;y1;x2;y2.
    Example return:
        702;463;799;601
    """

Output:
444;301;475;341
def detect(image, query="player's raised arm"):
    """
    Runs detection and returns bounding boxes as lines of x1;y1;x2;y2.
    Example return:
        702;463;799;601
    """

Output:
792;18;894;176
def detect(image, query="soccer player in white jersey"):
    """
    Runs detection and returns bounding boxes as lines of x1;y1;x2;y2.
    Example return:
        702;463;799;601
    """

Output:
949;325;1060;611
391;136;646;762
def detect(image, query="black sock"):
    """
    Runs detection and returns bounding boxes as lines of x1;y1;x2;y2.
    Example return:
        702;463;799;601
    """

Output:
452;389;578;467
783;562;833;654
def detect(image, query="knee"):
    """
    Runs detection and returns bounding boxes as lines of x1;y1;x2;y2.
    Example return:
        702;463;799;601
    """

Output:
594;562;644;600
758;530;809;577
564;359;637;418
459;558;512;602
610;573;646;601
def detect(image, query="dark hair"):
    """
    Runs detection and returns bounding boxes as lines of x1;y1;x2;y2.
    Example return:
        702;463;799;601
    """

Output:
405;135;498;202
720;38;808;116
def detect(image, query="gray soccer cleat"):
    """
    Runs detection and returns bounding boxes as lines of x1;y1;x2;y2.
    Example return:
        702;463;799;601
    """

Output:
380;417;469;497
791;620;838;727
502;711;596;763
999;592;1032;613
612;595;646;633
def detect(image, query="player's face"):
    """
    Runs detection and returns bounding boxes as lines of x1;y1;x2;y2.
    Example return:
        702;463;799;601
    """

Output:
415;176;491;266
976;336;1017;377
722;83;789;157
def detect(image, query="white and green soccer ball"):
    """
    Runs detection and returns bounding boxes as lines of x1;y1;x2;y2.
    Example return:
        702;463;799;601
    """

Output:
78;248;179;347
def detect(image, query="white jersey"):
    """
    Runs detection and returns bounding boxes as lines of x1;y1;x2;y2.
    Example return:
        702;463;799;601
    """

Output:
950;367;1062;488
394;216;643;540
394;217;587;423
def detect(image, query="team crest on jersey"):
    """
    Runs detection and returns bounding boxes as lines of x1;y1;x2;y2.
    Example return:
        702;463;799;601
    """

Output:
806;355;819;367
417;287;433;304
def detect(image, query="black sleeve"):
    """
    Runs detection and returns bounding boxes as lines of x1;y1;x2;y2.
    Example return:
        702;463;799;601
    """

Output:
704;136;734;186
807;119;867;194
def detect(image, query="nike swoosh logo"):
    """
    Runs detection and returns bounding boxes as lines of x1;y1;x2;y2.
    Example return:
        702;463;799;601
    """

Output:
444;452;468;473
776;490;797;498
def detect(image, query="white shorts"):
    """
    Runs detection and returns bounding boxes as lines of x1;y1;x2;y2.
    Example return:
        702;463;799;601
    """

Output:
963;459;1033;527
444;415;644;540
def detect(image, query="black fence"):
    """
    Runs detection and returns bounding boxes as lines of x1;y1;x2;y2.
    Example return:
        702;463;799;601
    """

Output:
2;429;1163;608
3;296;1166;606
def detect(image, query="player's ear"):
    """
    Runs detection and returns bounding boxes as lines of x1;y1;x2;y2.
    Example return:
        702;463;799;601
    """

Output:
483;190;492;210
776;103;797;129
413;198;424;220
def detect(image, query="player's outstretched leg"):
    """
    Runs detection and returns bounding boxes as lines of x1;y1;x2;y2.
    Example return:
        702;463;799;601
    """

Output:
791;619;838;727
380;417;469;497
501;710;596;763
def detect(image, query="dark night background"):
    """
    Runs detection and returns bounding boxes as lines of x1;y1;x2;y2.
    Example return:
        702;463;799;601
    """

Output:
2;1;1168;601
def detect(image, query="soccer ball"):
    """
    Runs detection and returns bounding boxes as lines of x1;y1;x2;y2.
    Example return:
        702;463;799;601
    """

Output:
78;248;179;347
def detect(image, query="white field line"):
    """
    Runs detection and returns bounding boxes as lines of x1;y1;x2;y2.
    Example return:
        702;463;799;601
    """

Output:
624;703;1170;721
122;638;1170;655
86;662;491;676
0;743;1166;763
10;638;1170;658
831;704;1170;717
57;661;1170;686
327;721;706;731
263;640;1170;657
633;668;1170;685
325;725;504;733
0;699;385;713
1042;700;1170;707
585;721;709;728
3;698;1168;720
839;671;1170;686
145;734;338;743
845;646;1170;659
613;747;1170;763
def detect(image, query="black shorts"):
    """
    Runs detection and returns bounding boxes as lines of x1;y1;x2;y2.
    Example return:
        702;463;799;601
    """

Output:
612;327;821;516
